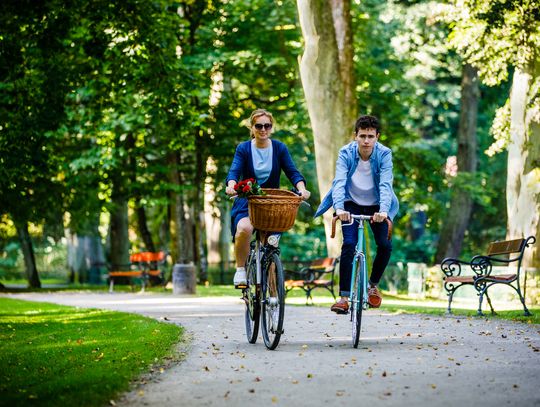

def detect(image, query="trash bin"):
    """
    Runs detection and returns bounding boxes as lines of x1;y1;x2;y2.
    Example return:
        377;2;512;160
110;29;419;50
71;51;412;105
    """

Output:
172;263;196;294
407;262;426;298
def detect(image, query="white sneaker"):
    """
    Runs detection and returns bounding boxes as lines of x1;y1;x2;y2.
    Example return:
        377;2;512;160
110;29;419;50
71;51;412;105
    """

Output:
233;268;247;288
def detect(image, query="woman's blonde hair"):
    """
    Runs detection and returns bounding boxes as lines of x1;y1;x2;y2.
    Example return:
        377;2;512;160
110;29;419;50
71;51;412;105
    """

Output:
248;109;274;138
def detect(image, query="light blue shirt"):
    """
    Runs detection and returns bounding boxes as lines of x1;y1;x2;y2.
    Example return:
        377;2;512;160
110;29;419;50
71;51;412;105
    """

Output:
251;140;273;185
314;141;399;220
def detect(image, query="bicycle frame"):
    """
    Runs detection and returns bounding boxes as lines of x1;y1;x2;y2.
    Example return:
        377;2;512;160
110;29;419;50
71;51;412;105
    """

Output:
344;216;371;312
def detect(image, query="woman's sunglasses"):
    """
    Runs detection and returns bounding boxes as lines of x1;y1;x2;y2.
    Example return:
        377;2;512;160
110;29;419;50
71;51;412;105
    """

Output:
254;123;272;130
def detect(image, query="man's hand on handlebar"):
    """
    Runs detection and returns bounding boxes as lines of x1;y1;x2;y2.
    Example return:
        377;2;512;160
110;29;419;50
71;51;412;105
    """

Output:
336;209;351;222
372;212;387;223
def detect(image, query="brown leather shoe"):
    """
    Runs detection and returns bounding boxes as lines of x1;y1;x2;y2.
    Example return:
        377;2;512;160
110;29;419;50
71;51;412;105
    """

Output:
331;299;349;314
368;286;382;308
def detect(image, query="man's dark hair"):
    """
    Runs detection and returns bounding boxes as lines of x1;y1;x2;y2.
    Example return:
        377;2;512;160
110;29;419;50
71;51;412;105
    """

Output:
355;115;380;134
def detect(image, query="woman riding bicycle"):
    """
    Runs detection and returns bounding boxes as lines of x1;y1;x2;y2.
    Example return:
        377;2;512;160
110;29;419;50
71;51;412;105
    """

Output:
225;109;311;288
314;114;399;313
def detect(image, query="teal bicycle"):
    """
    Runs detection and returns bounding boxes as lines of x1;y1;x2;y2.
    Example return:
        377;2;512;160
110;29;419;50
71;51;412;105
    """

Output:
331;214;392;348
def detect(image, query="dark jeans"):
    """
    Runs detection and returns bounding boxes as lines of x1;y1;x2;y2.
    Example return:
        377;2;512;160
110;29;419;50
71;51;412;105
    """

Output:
339;201;392;297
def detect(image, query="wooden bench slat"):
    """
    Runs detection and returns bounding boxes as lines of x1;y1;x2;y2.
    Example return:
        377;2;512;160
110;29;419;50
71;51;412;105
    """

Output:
109;271;143;277
445;276;475;283
481;274;516;282
311;279;332;286
487;239;524;255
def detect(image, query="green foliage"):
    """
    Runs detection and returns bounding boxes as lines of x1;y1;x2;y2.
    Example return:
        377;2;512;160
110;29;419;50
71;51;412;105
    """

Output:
0;298;182;407
0;0;519;275
0;0;72;225
450;0;540;85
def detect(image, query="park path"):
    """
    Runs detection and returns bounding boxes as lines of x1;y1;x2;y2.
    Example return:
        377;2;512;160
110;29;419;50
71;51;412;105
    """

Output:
5;292;540;407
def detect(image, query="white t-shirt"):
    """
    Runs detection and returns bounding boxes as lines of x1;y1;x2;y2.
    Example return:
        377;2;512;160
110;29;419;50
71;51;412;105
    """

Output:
349;159;377;206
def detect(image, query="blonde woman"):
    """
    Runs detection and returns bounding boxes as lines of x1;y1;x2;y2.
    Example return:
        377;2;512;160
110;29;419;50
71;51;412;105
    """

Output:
225;109;310;287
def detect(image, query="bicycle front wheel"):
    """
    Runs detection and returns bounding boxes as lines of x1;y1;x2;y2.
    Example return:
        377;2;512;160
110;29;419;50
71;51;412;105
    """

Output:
261;252;285;350
244;252;260;344
351;257;364;348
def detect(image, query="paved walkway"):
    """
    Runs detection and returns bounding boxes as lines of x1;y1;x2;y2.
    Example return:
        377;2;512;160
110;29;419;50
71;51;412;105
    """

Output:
5;292;540;406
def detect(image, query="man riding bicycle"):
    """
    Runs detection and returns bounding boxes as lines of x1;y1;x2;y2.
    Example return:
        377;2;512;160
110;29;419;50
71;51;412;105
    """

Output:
315;115;399;314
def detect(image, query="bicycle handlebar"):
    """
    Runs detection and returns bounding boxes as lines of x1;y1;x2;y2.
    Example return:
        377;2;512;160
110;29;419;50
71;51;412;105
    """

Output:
330;214;393;240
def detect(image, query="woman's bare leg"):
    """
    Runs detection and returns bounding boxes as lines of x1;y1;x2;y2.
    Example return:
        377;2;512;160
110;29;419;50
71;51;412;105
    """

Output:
235;217;254;268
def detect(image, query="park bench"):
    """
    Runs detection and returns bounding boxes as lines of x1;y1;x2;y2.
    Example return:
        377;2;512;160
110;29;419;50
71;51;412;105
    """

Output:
284;257;338;304
108;251;167;292
440;236;536;316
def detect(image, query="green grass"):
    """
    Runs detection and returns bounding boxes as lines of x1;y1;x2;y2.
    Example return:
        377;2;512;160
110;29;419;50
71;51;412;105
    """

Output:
0;298;183;407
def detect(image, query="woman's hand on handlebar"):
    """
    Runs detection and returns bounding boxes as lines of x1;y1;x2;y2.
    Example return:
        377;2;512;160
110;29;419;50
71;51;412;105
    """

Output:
336;209;351;222
298;189;311;201
372;212;387;223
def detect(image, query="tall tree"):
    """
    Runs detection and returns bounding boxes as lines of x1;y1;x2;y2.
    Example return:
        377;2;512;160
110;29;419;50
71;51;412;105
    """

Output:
0;0;76;287
451;0;540;267
434;63;479;261
296;0;356;255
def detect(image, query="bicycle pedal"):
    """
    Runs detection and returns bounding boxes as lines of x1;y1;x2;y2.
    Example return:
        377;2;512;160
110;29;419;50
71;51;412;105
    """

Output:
235;284;248;289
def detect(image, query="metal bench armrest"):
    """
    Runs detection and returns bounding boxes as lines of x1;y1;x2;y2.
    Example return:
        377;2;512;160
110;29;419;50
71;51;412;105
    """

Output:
440;257;470;277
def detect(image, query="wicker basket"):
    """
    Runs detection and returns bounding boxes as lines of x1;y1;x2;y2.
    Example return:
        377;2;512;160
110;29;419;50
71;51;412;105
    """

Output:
247;188;303;232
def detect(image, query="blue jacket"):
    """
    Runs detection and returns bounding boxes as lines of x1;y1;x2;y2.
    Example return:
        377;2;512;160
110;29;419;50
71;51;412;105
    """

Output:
226;139;306;223
314;141;399;220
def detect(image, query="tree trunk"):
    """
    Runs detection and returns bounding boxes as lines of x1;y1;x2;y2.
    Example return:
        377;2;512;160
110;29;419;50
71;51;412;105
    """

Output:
168;151;194;264
434;64;479;262
135;200;156;253
507;61;540;268
15;220;41;288
297;0;356;256
194;135;207;282
109;196;130;271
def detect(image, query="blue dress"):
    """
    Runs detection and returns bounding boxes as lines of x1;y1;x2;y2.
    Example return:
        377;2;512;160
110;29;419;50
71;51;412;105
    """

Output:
226;139;306;238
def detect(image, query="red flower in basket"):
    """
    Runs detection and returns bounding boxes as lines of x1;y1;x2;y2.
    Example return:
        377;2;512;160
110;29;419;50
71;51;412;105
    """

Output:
233;178;265;198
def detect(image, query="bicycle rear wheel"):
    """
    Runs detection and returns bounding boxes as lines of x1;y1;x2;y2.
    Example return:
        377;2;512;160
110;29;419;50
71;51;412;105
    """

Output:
244;251;260;344
261;251;285;350
351;256;364;348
